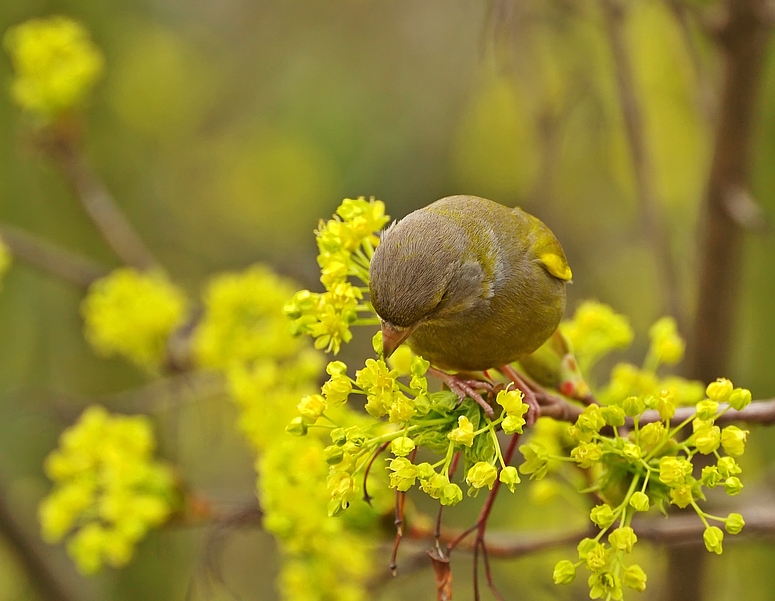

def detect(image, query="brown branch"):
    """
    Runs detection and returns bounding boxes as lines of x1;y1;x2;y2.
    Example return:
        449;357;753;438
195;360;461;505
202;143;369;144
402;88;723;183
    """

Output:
39;132;157;271
677;3;773;599
0;478;93;601
536;390;775;428
687;0;773;385
663;0;718;123
600;0;683;324
402;501;775;561
0;223;109;289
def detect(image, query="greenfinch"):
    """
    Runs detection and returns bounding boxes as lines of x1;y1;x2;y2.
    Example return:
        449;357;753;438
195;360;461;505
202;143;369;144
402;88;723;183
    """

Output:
369;195;572;416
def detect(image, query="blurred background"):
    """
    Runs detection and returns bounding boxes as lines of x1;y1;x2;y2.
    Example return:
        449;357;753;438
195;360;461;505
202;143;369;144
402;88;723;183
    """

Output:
0;0;774;599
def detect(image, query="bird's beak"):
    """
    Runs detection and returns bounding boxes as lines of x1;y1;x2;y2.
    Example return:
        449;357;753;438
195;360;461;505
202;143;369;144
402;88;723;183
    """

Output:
380;321;414;359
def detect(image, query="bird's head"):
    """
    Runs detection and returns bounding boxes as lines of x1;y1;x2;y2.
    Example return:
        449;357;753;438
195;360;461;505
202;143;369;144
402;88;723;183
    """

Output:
368;210;485;358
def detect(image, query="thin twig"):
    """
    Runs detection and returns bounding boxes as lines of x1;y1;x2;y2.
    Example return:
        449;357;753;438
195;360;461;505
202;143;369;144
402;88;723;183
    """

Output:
536;392;775;428
0;223;109;289
447;433;521;600
0;477;93;601
600;0;683;325
41;134;157;271
401;499;775;562
678;3;773;598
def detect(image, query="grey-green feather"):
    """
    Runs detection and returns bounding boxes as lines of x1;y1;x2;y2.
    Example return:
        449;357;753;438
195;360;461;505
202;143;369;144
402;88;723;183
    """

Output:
369;195;570;372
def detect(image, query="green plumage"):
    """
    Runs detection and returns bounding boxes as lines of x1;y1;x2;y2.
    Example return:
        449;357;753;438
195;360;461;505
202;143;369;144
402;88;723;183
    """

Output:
369;195;571;372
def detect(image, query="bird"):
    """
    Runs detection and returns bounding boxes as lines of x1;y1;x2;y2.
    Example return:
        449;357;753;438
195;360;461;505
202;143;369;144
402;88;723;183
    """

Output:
368;195;572;420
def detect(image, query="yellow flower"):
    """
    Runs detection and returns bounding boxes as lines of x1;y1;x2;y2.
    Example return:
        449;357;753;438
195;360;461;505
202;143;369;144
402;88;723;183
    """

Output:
694;425;721;455
706;378;733;403
561;301;633;371
387;457;417;492
194;265;301;369
466;462;498;489
721;426;748;457
571;441;602;468
38;406;175;573
4;17;104;119
648;316;685;365
81;268;187;370
658;457;692;487
447;415;475;447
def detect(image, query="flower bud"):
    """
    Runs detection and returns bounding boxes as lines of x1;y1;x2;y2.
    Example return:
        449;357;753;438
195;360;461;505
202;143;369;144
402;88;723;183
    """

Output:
447;416;475;447
629;491;650;512
725;512;745;535
466;462;498;489
323;445;344;465
724;477;743;496
390;437;416;457
703;526;724;554
694;425;720;455
728;388;752;411
706;378;733;402
639;422;665;448
590;504;616;528
608;526;637;552
440;483;463;506
622;442;642;461
601;405;626;427
552;560;576;585
499;466;521;492
622;395;645;417
285;417;308;436
721;426;748;457
623;564;647;592
670;484;693;508
695;400;719;421
700;466;723;488
415;462;435;480
330;428;347;446
656;390;676;421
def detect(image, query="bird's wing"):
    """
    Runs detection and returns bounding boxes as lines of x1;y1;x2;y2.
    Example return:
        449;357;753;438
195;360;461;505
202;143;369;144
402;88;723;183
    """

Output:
518;209;573;282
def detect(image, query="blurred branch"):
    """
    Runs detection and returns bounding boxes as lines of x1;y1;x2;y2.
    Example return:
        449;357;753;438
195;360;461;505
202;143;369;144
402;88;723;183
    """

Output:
600;0;683;325
383;500;775;587
39;132;158;271
687;0;772;384
0;478;88;601
537;390;775;427
182;503;264;601
470;502;775;557
663;0;717;122
0;223;108;289
679;1;773;600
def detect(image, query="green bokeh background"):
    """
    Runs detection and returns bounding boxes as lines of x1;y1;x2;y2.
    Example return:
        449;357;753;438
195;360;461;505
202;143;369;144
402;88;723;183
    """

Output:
0;0;774;599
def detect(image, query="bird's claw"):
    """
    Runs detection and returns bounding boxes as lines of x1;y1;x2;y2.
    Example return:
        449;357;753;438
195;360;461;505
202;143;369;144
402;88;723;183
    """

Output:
427;367;496;419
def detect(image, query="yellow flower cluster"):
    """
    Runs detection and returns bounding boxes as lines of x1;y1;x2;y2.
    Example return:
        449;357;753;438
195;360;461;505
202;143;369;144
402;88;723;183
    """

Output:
284;198;388;354
547;374;750;598
561;300;634;373
81;268;188;370
38;406;176;574
291;348;534;514
3;17;104;119
561;303;704;406
196;258;385;600
0;237;10;286
194;265;301;369
228;355;383;601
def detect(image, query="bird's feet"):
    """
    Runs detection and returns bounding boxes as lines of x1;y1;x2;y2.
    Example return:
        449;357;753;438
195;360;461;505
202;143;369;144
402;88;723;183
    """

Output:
427;367;496;419
498;364;540;426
